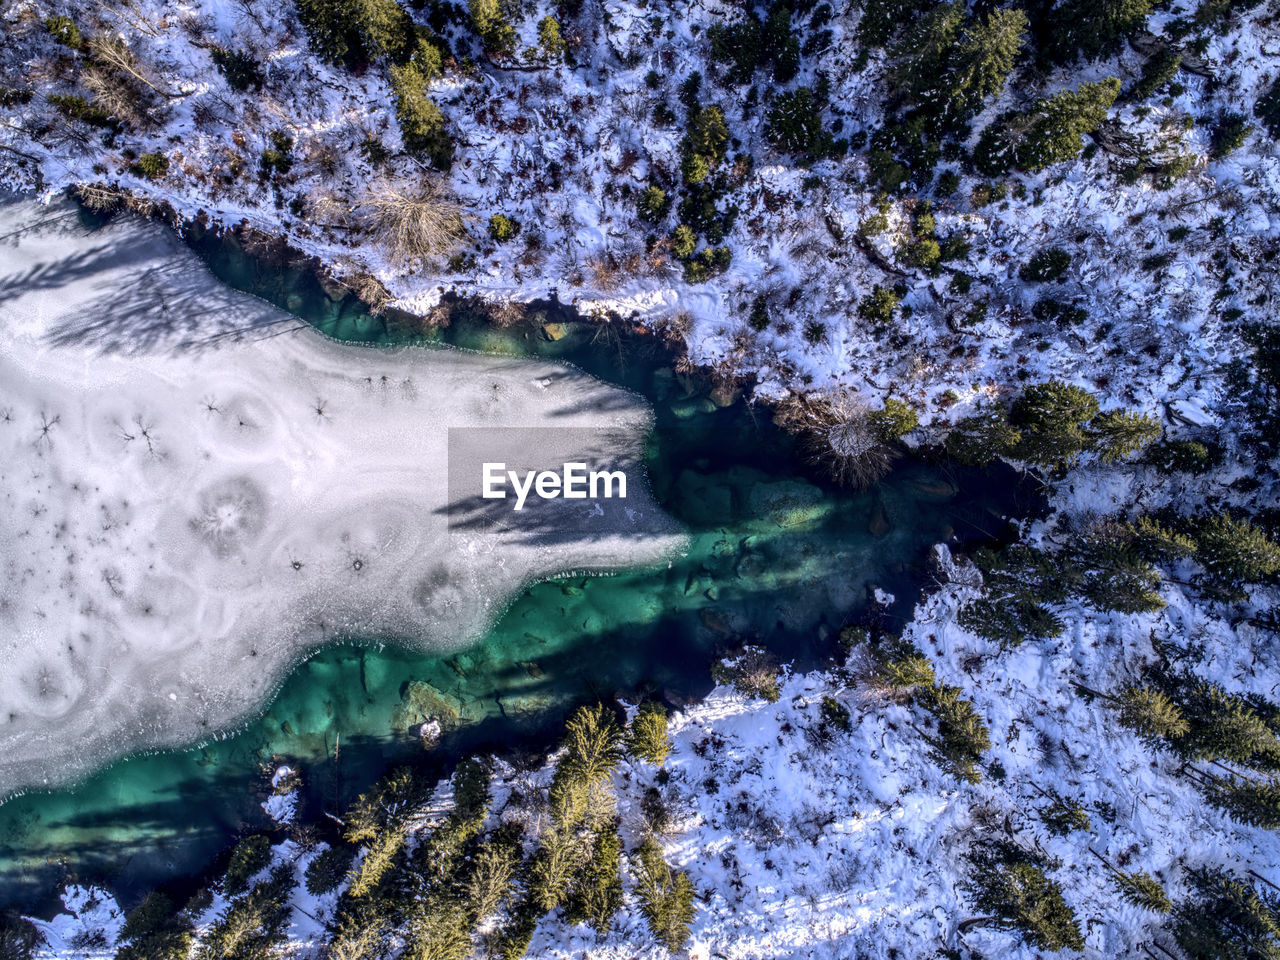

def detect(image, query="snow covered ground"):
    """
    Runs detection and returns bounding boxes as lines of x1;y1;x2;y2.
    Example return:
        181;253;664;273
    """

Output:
1;0;1275;423
0;195;683;799
30;527;1279;959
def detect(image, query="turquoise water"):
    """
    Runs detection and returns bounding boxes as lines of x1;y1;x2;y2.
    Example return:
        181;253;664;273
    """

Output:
0;218;1041;914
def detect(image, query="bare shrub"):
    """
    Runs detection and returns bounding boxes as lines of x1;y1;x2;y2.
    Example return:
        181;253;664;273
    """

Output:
775;392;896;488
489;299;527;328
87;34;177;97
586;250;621;291
712;645;781;702
73;182;128;214
82;64;151;129
361;182;467;265
344;273;393;314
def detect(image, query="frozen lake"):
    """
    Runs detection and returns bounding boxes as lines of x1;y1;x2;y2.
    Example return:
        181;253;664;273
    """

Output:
0;196;684;800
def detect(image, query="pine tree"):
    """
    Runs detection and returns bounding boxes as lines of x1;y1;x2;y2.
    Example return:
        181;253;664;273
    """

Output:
404;901;471;960
1069;521;1166;615
868;398;919;442
1011;379;1101;470
1115;683;1189;745
1047;0;1155;62
945;411;1022;466
224;834;273;895
882;652;936;690
1172;867;1280;960
1191;513;1280;588
922;683;991;783
469;0;515;53
1204;773;1280;829
389;44;453;168
974;79;1120;175
538;16;566;60
1041;793;1091;835
1090;409;1161;462
294;0;367;65
634;837;697;952
949;8;1028;116
355;0;415;62
1114;870;1172;913
962;843;1085;950
628;701;671;765
344;767;417;843
1173;677;1280;771
348;825;406;897
681;106;729;184
464;830;521;921
565;827;624;934
766;88;828;159
563;703;624;786
1127;515;1197;565
528;825;584;912
890;1;964;108
114;892;194;960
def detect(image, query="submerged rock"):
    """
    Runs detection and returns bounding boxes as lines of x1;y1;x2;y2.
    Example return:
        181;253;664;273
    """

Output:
747;478;831;528
393;680;461;730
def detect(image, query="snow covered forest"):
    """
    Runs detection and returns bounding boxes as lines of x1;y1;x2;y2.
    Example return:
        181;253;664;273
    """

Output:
3;0;1280;955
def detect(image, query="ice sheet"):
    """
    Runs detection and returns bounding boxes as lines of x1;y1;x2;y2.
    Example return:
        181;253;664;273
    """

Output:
0;197;684;797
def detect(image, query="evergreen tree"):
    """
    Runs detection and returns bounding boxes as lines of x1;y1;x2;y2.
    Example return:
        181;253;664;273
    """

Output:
922;682;991;783
294;0;367;65
197;864;296;960
945;411;1022;466
1127;515;1197;565
224;834;273;895
389;42;453;168
464;830;521;921
1113;870;1172;913
1040;793;1091;835
1047;0;1154;62
868;398;919;442
1090;409;1161;462
681;106;729;184
1204;773;1280;830
469;0;516;54
765;88;829;160
882;652;936;690
356;0;415;62
1115;683;1189;745
949;8;1028;116
565;827;624;934
562;703;624;787
634;837;697;952
348;825;407;897
528;825;584;912
974;79;1120;175
628;701;671;765
1191;513;1280;588
1168;677;1280;771
405;901;471;960
1171;867;1280;960
890;1;964;108
537;16;566;60
114;892;193;960
891;4;1027;123
344;767;418;843
959;543;1072;647
1255;77;1280;140
305;844;354;896
1069;521;1166;614
1011;379;1100;470
963;843;1084;950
